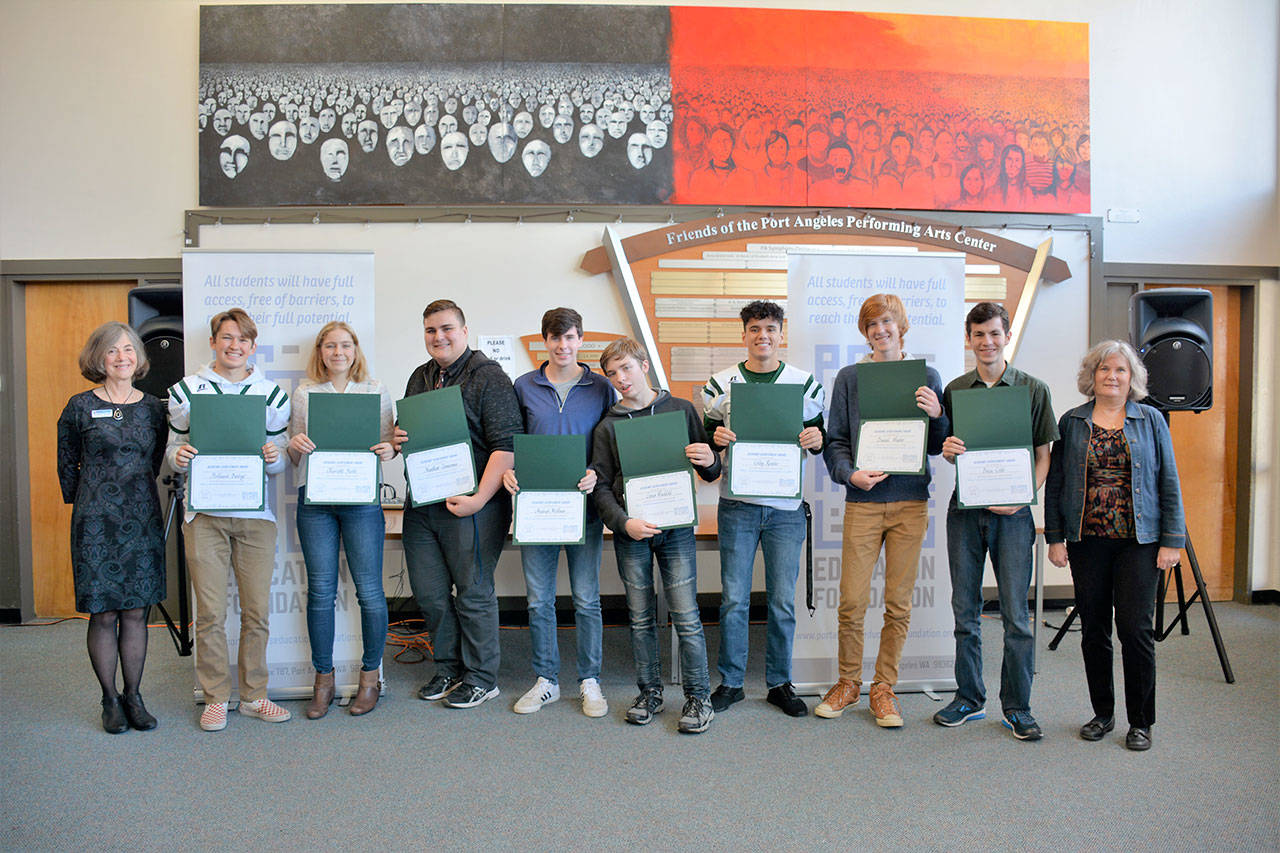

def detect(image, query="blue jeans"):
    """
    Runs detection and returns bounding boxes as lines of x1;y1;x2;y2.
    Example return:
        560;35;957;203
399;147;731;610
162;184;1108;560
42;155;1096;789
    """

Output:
401;496;508;690
945;503;1035;712
521;518;604;683
716;499;806;689
613;527;709;699
296;488;388;673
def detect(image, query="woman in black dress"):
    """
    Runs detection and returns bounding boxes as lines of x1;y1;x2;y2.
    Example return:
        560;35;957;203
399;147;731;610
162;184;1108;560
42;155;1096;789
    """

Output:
57;322;168;733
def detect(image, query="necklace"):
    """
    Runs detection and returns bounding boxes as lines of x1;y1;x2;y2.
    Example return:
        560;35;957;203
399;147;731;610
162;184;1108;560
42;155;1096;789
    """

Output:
102;385;132;420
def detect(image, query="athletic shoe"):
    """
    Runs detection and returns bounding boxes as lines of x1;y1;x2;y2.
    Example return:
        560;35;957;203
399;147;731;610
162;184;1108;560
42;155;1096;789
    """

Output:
677;696;714;734
417;674;463;701
1002;710;1043;741
709;684;744;712
513;677;560;714
199;701;228;732
766;682;807;717
579;678;608;718
868;682;903;728
933;698;986;727
813;678;860;719
238;697;292;723
625;688;664;725
443;683;499;709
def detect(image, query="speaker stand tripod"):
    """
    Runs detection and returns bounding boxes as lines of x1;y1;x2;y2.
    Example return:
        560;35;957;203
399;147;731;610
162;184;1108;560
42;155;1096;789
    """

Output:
152;473;193;656
1046;530;1234;683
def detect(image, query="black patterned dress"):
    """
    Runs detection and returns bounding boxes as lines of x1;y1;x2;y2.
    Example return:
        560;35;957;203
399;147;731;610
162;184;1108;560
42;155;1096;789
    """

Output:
56;390;168;613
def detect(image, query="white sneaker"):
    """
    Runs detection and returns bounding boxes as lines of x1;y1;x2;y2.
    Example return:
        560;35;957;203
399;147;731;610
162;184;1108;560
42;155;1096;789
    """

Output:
580;678;608;718
238;697;292;723
513;677;560;714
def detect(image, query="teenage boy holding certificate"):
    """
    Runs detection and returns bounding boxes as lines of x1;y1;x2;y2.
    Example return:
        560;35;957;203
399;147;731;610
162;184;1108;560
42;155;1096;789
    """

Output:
935;302;1057;740
502;307;614;718
818;293;948;727
166;307;292;732
700;300;826;717
589;339;721;733
395;299;520;710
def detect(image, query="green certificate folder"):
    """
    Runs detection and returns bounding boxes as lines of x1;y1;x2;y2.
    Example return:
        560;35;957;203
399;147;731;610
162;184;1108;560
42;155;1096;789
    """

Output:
305;392;382;506
950;385;1036;508
614;410;698;530
512;434;586;545
308;392;381;451
854;359;929;475
727;382;804;499
187;394;267;512
397;386;477;507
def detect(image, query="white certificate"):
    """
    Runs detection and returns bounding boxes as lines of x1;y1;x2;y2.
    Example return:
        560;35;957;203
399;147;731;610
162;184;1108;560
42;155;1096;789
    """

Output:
956;447;1035;508
624;469;697;529
306;451;378;505
855;419;927;474
189;454;265;511
405;441;476;506
513;491;586;545
729;442;802;498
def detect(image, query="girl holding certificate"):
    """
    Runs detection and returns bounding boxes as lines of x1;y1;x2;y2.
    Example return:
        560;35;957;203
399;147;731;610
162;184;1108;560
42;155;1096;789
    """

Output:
57;322;168;733
1046;341;1185;751
288;321;395;718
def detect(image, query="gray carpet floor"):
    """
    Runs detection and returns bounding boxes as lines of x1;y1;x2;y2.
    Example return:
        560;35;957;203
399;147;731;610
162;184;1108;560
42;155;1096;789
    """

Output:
1;602;1276;851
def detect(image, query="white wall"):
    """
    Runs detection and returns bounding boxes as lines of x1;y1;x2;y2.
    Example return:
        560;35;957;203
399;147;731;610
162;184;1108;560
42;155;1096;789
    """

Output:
2;0;1276;264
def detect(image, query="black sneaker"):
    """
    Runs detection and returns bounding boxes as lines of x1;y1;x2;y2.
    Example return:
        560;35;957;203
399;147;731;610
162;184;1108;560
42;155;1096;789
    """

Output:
442;683;499;709
1002;710;1043;741
625;688;664;725
677;695;714;734
710;684;744;712
766;683;807;717
417;674;463;701
933;698;986;727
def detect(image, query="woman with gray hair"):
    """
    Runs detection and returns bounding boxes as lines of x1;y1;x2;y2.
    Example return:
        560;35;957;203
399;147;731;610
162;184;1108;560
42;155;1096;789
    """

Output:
57;322;169;733
1045;340;1185;751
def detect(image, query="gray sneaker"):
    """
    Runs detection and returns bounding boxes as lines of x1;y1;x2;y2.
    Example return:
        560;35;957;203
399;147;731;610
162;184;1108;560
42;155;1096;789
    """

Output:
625;688;664;725
677;695;714;734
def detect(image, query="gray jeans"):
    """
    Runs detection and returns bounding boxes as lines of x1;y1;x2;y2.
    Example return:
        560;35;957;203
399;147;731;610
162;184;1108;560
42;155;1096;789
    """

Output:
402;496;510;689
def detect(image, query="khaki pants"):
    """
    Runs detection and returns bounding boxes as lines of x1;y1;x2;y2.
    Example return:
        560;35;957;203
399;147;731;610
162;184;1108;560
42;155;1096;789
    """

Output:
184;514;277;703
837;500;929;686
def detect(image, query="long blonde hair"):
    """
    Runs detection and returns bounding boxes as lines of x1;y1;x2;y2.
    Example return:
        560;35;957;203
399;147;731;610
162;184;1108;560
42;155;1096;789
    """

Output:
307;321;369;384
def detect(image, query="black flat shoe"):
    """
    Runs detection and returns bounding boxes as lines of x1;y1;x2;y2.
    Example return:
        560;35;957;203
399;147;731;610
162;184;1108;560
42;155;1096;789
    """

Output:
1079;715;1115;741
101;695;128;734
1125;726;1152;751
122;692;158;731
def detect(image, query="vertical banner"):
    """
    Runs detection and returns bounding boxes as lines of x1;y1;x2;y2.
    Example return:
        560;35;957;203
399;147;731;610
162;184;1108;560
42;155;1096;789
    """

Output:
787;251;965;692
181;251;376;700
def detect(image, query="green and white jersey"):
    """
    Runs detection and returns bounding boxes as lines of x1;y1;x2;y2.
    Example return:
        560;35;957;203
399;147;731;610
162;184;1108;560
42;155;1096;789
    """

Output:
165;363;291;523
701;361;826;511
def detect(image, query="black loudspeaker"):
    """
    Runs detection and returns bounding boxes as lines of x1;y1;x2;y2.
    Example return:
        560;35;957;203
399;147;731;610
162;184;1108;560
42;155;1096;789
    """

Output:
1128;288;1212;412
128;284;184;401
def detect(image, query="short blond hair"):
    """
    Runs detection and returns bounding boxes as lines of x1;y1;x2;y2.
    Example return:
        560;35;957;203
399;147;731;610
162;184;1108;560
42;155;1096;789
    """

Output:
1077;339;1149;401
79;322;149;383
600;338;649;372
209;307;258;341
306;321;369;384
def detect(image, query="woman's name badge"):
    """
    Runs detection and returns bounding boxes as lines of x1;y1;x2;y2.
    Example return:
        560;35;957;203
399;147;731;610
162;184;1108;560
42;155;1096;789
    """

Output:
91;409;114;419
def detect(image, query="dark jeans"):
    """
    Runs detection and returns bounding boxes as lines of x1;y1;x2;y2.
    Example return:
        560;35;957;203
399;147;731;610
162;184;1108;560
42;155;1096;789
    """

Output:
1067;537;1160;727
946;504;1035;713
296;488;388;673
402;496;510;690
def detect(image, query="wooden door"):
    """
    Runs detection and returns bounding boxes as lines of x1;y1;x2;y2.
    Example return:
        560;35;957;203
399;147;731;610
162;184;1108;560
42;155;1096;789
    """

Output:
1150;283;1239;601
26;282;135;617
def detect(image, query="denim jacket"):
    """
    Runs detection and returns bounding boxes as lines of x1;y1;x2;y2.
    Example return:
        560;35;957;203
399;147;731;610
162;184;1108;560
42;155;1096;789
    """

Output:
1044;399;1185;548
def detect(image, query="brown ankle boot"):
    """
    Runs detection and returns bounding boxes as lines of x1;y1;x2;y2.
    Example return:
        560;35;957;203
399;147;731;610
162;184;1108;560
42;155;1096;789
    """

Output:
306;670;335;719
349;668;381;716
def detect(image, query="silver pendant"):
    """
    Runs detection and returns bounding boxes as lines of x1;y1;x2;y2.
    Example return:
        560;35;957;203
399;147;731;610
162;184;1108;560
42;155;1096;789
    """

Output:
113;408;123;420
